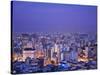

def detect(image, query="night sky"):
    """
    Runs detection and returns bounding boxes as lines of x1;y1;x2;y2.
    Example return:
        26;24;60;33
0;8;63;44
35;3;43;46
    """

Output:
12;1;97;33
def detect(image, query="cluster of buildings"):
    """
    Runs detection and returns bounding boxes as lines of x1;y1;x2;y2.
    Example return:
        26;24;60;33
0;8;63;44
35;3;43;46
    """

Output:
12;32;97;67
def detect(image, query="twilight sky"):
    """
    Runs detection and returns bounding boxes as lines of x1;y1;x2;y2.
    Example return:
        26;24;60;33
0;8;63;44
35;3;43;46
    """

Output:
12;1;97;33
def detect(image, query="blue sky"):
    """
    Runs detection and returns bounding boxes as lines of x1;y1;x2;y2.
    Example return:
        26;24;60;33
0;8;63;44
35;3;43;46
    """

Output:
12;1;97;33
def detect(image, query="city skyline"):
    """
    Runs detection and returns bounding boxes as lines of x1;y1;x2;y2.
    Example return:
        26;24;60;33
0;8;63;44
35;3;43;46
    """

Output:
11;1;97;74
12;1;97;33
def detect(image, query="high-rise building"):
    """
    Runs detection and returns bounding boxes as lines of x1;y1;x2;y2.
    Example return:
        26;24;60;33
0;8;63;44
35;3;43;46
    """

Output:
22;48;35;61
